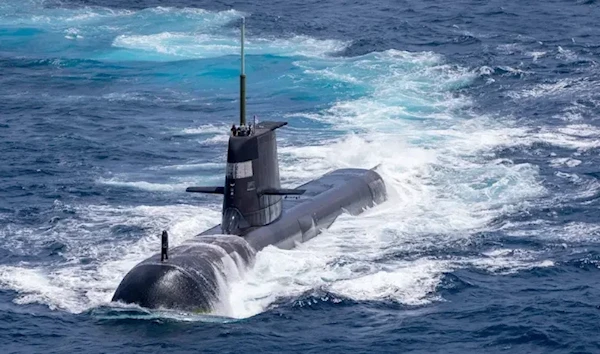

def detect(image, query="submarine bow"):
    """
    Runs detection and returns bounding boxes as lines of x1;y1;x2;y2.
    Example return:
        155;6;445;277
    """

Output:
112;235;255;312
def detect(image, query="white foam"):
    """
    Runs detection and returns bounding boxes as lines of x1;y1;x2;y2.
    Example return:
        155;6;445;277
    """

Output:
527;51;546;61
113;33;348;59
550;157;582;168
1;3;241;32
0;266;83;311
228;135;544;316
2;3;134;27
496;43;522;55
532;125;600;151
497;66;533;75
503;221;600;244
153;162;225;171
97;178;187;192
557;46;578;62
508;77;599;101
227;237;554;318
199;134;229;146
466;120;600;152
507;79;575;99
219;47;551;318
205;238;256;316
64;27;83;40
465;249;554;274
0;204;221;313
328;258;449;305
181;124;229;135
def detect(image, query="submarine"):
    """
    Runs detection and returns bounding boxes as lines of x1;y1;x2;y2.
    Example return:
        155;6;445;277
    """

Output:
112;18;387;313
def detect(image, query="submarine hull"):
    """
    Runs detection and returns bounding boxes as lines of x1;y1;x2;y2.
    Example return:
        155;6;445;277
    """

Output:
112;168;386;313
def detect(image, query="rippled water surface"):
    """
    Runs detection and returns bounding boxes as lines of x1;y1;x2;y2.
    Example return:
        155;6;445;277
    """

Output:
1;0;600;353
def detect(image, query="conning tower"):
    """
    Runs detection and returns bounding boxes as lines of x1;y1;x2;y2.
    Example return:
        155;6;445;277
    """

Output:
185;18;303;235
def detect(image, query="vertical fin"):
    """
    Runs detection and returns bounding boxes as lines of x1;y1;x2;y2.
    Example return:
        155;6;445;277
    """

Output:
161;230;169;261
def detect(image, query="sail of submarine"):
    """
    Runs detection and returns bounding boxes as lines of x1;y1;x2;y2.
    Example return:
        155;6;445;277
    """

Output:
111;18;388;313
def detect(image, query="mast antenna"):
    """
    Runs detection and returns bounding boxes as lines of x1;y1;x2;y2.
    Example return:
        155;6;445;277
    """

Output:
239;17;246;126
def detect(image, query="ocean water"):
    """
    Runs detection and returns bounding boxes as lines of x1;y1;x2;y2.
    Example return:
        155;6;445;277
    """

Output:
1;0;600;352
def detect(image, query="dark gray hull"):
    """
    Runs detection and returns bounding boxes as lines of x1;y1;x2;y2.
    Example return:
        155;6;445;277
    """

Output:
112;168;386;313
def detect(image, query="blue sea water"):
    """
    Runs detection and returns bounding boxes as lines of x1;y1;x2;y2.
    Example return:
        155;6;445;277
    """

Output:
1;0;600;352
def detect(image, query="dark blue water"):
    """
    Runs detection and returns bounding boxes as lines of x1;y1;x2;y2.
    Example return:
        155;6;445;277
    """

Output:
2;0;600;353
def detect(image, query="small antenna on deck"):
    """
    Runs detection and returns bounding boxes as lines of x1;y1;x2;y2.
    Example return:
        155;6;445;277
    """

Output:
239;17;246;126
160;230;169;262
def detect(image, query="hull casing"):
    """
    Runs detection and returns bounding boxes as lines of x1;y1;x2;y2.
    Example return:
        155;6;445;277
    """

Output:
112;168;386;313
